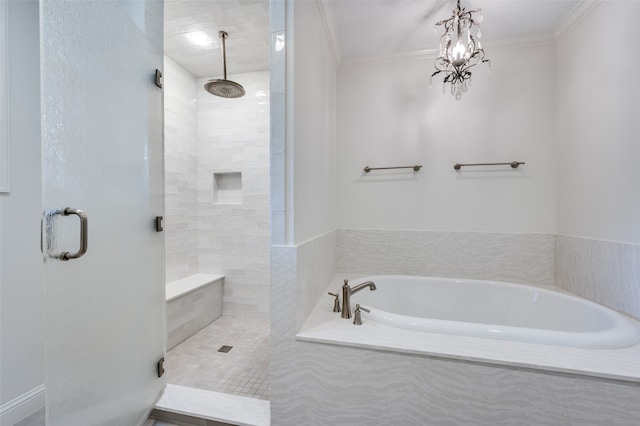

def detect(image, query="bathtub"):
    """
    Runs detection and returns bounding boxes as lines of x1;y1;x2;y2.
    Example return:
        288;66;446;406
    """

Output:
349;275;640;349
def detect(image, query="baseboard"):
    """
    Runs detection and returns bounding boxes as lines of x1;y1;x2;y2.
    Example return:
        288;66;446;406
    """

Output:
0;384;45;426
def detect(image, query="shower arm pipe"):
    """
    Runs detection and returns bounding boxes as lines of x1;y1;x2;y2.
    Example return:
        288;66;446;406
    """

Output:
219;31;228;80
453;161;525;170
363;165;422;173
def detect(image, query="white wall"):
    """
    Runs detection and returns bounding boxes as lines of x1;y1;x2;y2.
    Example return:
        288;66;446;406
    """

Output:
337;42;557;233
556;2;640;244
0;1;44;423
290;0;337;244
555;2;640;320
164;56;199;283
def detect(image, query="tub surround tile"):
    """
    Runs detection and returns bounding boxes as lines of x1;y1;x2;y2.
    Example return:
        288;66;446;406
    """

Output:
556;234;640;320
154;384;270;426
338;229;556;288
270;231;337;338
298;273;640;383
296;230;338;329
272;334;640;426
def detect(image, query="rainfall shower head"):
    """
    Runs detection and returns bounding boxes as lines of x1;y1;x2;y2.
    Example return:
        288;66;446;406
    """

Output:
204;31;245;98
204;79;245;98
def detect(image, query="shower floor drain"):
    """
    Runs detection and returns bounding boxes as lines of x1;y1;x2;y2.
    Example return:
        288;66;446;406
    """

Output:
217;345;233;353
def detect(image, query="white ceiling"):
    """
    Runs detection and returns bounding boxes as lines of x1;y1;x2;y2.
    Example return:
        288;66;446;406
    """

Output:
164;0;580;78
331;0;580;57
164;0;270;79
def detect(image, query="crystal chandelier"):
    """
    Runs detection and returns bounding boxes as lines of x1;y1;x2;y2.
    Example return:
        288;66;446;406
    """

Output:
431;0;490;100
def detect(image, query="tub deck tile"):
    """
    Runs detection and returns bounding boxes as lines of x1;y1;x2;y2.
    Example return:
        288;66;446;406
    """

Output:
298;273;640;383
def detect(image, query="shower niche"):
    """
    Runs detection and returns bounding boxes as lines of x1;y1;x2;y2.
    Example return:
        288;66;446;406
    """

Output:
213;171;243;204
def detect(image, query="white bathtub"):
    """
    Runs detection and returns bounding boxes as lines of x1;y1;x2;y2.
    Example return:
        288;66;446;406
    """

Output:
350;275;640;349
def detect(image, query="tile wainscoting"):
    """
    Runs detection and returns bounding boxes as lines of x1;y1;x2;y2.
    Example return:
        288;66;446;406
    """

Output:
338;229;556;287
270;229;338;339
556;234;640;320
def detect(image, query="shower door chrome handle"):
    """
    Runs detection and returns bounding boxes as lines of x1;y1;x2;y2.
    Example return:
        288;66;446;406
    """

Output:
60;207;88;261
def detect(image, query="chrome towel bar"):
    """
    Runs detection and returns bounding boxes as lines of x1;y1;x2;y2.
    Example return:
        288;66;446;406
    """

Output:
363;165;422;173
454;161;525;170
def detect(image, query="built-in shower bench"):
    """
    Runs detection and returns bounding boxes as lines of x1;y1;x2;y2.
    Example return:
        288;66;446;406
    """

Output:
166;273;224;350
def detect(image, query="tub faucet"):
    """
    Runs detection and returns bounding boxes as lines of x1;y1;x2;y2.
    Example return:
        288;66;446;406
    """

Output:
341;279;376;319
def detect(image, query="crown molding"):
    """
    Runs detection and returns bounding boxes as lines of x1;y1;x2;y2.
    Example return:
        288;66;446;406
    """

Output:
339;32;557;69
316;0;342;66
334;1;600;70
554;0;602;41
483;31;557;51
339;49;437;69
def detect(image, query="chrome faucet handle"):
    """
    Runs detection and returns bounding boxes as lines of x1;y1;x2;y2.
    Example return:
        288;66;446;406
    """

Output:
328;292;341;313
353;304;370;326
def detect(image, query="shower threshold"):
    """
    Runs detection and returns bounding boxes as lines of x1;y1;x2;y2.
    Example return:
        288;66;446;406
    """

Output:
152;384;270;426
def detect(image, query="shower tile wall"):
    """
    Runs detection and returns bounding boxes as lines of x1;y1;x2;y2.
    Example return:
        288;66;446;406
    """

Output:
165;61;270;318
197;71;270;319
164;56;199;282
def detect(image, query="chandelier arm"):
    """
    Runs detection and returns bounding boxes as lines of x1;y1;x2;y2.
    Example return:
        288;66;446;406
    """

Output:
458;62;481;73
459;12;473;21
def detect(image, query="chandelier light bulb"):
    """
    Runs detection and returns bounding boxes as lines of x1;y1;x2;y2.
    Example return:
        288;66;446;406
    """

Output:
451;39;467;67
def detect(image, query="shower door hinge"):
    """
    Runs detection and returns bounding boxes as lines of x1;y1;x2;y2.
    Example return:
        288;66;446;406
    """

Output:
155;69;163;89
157;357;165;378
155;216;164;232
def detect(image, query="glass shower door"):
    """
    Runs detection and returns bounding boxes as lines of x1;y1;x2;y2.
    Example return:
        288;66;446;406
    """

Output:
41;1;165;424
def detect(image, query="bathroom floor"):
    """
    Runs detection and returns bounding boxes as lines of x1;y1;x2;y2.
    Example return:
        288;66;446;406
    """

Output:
165;316;270;400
